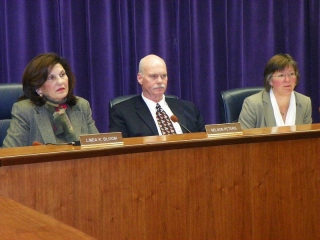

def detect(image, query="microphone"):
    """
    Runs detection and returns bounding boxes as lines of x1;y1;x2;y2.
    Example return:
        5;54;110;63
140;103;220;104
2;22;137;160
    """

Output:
46;141;81;146
170;115;191;133
32;141;42;146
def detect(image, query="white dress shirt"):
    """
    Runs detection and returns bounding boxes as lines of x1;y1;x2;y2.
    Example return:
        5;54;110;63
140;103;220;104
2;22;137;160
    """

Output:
141;93;183;135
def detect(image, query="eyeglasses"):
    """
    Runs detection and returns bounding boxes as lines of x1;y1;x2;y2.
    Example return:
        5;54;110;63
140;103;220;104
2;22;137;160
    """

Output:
272;72;296;80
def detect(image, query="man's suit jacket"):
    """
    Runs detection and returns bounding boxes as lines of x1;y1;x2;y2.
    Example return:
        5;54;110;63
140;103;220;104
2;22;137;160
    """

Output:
3;97;99;147
109;95;205;137
239;90;312;129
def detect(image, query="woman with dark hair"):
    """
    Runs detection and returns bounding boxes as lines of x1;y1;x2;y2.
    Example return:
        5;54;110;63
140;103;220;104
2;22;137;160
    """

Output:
3;53;98;147
239;53;312;129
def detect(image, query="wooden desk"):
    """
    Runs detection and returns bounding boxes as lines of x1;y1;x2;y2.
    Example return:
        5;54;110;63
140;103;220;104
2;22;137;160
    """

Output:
0;194;96;240
0;124;320;239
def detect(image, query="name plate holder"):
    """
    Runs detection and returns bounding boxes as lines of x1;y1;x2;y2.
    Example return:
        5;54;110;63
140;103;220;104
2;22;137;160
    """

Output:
79;132;123;147
205;122;243;138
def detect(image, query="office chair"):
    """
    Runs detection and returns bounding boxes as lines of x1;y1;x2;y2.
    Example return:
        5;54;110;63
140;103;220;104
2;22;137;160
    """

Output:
109;94;179;110
0;83;24;146
220;86;264;123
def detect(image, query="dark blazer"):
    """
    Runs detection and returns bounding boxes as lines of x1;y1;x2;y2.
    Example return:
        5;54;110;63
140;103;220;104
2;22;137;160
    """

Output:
3;97;99;147
109;95;205;137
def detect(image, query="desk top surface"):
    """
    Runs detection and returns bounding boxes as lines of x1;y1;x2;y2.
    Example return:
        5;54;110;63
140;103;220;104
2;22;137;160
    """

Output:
1;123;320;166
0;194;96;240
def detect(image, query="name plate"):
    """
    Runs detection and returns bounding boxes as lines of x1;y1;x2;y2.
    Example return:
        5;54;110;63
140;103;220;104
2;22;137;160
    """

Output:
205;122;243;138
79;132;123;147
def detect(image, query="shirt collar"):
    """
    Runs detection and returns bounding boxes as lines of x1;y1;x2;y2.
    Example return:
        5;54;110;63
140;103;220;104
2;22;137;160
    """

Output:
141;93;165;107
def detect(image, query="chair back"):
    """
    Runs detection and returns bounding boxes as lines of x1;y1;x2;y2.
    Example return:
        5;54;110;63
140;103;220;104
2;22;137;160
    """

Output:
0;83;24;146
220;86;264;123
109;94;178;110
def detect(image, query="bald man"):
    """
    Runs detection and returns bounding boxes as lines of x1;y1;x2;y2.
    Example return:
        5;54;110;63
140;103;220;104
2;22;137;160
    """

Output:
109;54;205;137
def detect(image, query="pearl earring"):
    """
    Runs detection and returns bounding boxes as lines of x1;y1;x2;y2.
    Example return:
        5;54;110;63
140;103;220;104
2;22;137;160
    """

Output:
36;90;43;97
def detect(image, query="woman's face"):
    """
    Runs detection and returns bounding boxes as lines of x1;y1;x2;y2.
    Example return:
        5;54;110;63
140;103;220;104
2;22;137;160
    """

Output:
270;66;297;96
37;63;69;102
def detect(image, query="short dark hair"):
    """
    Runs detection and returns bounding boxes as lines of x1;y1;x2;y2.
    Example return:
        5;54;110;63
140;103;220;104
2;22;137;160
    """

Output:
263;53;300;92
20;52;77;106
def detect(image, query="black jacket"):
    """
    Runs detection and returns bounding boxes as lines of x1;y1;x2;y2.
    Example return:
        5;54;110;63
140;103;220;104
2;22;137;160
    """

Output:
109;95;205;137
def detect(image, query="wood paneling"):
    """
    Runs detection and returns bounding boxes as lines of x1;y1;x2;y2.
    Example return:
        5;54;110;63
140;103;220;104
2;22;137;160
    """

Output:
0;124;320;239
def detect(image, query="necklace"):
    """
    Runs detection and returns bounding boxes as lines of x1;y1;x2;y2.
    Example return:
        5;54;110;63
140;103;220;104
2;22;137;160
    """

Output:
280;111;285;116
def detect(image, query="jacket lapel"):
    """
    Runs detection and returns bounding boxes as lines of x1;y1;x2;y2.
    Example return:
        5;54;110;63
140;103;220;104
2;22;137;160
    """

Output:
294;92;303;124
135;97;159;135
166;98;189;133
166;99;184;121
263;91;303;126
35;105;83;144
262;91;276;127
35;106;57;144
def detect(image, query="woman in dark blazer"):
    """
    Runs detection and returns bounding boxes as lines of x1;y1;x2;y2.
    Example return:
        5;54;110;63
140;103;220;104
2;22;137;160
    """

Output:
3;53;98;147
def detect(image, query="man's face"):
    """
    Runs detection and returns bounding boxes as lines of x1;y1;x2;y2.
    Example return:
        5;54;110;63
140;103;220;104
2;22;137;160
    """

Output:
137;58;168;102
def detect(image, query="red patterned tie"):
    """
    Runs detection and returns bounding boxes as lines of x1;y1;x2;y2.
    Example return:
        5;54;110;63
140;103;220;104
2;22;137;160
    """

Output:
156;103;176;135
